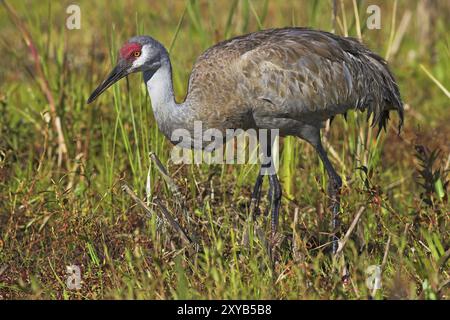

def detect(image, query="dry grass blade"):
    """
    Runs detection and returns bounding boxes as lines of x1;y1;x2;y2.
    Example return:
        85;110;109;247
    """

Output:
322;136;346;171
389;10;412;58
381;235;392;268
335;206;366;257
420;64;450;98
122;184;156;219
351;0;362;41
438;248;450;269
0;264;8;277
331;0;337;33
2;0;68;167
122;184;194;247
292;207;302;262
339;0;348;36
149;152;181;196
168;1;188;54
153;198;194;246
149;151;191;225
385;0;398;61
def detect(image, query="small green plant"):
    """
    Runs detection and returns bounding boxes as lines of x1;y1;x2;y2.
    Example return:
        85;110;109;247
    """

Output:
414;145;448;206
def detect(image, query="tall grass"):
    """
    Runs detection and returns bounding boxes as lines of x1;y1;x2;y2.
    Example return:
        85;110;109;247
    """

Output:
0;0;448;299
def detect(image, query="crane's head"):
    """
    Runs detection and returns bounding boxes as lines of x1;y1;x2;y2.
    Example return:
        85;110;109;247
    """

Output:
87;36;166;103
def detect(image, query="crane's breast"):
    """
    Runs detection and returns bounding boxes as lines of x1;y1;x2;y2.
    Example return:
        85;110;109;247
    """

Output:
186;51;258;131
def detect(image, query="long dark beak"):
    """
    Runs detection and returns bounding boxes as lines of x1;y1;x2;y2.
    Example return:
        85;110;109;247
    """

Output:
87;61;129;104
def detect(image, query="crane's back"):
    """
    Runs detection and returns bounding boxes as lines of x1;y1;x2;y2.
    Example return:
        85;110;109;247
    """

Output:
186;28;403;133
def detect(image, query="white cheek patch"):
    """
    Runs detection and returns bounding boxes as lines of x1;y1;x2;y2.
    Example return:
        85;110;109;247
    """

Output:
132;45;151;69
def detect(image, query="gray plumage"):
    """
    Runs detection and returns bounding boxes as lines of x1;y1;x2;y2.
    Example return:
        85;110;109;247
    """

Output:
186;28;403;139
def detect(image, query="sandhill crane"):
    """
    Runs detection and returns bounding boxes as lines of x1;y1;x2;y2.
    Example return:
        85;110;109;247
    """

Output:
88;28;403;253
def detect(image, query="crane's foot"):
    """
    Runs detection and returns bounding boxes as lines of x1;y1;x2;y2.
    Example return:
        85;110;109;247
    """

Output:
253;171;281;251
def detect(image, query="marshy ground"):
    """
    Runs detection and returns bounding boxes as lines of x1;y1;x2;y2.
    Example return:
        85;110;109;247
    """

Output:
0;0;448;299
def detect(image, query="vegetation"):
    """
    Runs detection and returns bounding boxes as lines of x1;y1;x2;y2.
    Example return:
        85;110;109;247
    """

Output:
0;0;448;299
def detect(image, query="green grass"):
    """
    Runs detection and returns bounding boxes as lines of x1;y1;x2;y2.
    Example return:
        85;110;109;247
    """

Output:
0;0;449;299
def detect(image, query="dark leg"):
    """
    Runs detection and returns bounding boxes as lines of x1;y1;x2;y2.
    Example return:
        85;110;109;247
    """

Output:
249;131;282;237
250;160;281;232
250;172;264;217
268;172;282;237
315;142;342;254
263;132;282;237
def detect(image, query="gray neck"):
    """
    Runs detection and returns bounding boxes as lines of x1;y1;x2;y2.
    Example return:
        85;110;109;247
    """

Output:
143;58;193;141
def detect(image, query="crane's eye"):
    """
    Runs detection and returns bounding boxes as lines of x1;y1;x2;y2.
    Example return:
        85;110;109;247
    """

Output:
133;51;141;57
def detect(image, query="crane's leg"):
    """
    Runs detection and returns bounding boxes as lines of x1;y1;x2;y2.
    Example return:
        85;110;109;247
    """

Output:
298;124;342;254
250;171;264;217
263;132;282;237
251;162;281;235
250;132;282;237
315;142;342;254
268;171;282;237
